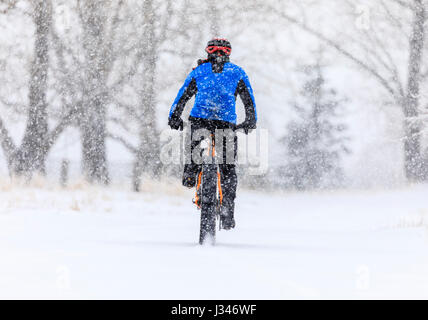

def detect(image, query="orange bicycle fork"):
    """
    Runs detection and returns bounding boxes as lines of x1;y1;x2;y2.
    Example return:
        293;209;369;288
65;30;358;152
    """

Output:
193;134;223;209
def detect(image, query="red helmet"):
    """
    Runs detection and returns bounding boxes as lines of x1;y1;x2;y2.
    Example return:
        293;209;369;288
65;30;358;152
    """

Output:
205;38;232;56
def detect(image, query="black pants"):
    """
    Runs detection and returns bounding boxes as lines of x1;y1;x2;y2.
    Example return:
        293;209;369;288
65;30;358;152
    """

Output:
184;116;237;208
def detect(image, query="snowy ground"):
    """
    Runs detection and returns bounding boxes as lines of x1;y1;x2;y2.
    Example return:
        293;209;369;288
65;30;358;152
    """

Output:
0;179;428;299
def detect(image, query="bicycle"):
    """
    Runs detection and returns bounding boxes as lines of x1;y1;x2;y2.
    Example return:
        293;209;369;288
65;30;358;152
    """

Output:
192;123;246;245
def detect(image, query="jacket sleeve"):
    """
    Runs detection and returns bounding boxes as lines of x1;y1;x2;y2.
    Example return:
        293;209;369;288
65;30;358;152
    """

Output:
236;71;257;125
169;71;197;120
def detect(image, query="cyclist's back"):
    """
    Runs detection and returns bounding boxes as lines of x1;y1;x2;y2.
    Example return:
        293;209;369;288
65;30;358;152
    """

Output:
171;61;255;124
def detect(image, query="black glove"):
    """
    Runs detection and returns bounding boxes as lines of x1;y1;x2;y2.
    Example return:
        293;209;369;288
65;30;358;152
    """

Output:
168;116;184;131
240;120;257;134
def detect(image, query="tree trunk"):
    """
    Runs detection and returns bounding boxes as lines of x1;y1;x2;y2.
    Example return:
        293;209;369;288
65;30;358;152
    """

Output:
81;94;109;184
132;0;160;191
80;0;109;184
403;0;426;182
132;125;160;192
207;2;220;36
12;0;52;176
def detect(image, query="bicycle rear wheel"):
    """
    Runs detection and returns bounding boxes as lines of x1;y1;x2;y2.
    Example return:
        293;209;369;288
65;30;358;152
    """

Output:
199;163;217;245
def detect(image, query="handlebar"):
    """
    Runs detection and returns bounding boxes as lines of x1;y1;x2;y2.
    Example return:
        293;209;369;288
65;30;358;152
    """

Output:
173;120;254;133
234;123;246;131
235;122;257;134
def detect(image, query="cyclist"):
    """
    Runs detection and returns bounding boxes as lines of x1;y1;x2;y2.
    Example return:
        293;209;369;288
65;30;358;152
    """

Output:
168;38;257;230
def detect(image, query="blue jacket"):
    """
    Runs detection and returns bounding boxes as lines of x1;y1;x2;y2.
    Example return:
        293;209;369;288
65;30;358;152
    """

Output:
169;61;257;125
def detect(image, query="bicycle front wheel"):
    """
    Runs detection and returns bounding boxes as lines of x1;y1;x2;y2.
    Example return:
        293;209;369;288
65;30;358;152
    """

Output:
199;163;217;245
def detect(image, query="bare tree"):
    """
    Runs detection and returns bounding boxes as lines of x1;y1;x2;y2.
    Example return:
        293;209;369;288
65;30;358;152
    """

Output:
131;0;165;191
0;0;74;178
51;0;182;188
109;0;204;191
77;0;111;184
50;0;131;184
404;0;426;181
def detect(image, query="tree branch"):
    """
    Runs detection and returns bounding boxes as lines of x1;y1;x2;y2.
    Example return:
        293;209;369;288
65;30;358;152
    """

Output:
107;133;137;154
387;0;415;11
266;5;397;97
45;104;79;151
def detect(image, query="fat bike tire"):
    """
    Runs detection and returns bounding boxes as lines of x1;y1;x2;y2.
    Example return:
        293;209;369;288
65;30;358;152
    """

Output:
199;164;217;245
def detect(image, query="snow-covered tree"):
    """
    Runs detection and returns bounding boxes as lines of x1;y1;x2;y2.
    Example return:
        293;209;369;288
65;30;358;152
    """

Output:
261;0;428;182
280;63;350;190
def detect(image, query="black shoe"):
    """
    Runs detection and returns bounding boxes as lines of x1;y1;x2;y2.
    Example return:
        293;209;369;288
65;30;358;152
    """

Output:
183;175;196;188
182;164;199;188
220;202;235;230
221;215;235;230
